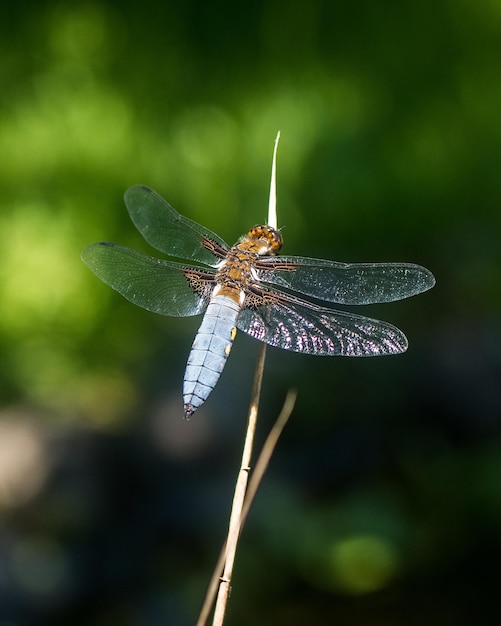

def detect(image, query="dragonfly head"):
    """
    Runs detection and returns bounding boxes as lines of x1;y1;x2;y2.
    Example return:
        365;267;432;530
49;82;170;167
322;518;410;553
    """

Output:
246;225;283;255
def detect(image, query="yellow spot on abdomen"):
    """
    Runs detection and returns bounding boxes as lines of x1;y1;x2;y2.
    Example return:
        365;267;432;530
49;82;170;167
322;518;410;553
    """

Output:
225;327;237;356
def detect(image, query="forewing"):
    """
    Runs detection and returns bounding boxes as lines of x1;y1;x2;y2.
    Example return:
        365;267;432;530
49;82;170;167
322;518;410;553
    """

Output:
82;242;214;316
237;291;408;356
124;185;230;266
257;256;436;305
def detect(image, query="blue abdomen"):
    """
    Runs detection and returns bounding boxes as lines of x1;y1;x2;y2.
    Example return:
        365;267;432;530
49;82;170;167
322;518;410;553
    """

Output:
183;294;240;418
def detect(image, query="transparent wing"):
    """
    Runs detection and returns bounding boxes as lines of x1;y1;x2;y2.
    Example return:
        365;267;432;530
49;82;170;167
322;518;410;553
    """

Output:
237;290;408;356
82;242;215;316
256;256;436;305
124;185;230;266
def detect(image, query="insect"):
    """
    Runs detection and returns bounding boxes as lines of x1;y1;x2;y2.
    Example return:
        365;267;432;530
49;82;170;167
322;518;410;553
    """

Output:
82;185;435;418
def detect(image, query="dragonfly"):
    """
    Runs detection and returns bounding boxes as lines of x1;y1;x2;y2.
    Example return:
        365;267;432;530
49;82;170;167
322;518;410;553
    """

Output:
82;185;435;418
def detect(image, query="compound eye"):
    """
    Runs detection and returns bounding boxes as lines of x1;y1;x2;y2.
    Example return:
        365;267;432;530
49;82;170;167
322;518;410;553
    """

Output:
271;229;283;252
248;225;283;254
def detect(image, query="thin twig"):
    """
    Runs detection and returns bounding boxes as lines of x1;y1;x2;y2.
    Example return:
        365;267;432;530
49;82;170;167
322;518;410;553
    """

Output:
240;388;296;526
211;341;267;626
267;131;280;230
197;132;283;626
196;389;297;626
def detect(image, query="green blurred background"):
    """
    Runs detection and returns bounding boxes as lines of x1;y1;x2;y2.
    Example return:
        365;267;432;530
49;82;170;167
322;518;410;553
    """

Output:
1;1;500;624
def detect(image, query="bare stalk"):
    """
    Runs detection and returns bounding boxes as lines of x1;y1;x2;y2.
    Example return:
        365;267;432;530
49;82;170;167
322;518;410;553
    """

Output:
267;131;280;230
196;389;296;626
240;388;296;525
198;132;283;626
210;341;267;626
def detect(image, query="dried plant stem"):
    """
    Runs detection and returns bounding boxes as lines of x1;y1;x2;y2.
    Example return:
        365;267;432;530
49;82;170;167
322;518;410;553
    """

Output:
241;388;296;522
210;341;267;626
196;388;296;626
197;132;285;626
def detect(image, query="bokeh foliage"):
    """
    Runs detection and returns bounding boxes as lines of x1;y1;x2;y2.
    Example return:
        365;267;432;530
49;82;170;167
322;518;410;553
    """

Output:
1;1;500;624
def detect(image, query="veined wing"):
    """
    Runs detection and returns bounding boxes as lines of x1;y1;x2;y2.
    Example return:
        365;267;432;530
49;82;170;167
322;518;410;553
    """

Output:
82;242;215;316
124;185;230;266
256;256;436;305
238;290;408;356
